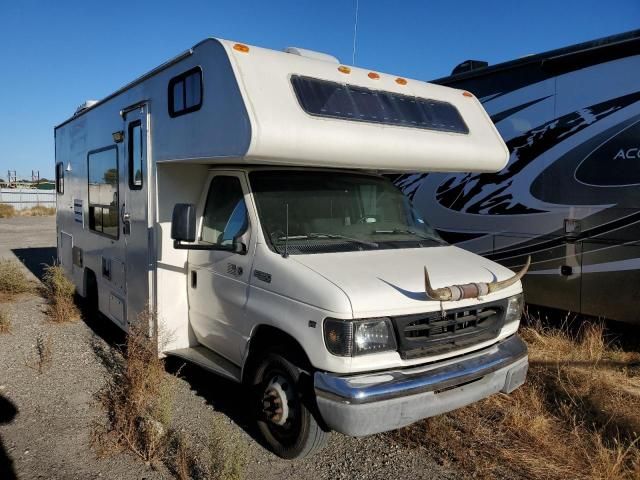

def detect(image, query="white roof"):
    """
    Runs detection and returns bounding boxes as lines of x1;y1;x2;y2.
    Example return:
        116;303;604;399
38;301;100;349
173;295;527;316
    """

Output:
220;39;509;173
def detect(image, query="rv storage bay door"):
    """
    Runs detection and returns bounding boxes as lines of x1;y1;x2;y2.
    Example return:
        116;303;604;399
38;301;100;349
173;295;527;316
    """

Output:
222;39;509;173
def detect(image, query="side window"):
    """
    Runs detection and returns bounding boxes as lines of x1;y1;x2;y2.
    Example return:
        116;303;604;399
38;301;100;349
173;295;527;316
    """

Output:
201;176;248;246
128;121;143;189
168;67;203;118
87;147;119;238
55;162;64;194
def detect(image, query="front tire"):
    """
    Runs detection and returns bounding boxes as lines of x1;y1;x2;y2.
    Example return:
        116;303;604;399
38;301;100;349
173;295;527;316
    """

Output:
251;352;329;459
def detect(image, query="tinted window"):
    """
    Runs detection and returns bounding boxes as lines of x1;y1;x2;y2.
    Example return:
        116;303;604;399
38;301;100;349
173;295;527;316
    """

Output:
55;162;64;194
201;176;248;246
128;121;143;189
87;147;118;238
168;67;202;117
291;75;469;134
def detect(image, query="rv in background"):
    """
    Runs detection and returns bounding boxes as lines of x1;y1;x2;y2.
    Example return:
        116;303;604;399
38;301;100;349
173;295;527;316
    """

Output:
396;30;640;323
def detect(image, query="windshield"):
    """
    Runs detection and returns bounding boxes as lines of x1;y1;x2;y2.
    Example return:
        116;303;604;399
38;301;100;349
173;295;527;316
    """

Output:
249;170;446;255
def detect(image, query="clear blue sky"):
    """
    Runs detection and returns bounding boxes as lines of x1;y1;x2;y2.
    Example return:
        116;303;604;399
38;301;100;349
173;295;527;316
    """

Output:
0;0;638;179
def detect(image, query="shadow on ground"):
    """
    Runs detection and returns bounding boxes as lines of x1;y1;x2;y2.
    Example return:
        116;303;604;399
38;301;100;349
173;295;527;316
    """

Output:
11;247;57;282
0;395;18;480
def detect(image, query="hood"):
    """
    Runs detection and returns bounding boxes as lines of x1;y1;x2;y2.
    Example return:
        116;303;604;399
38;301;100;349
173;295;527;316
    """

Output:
292;246;522;318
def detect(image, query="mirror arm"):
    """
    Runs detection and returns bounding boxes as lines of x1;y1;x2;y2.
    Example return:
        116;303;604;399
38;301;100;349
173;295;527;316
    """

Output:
173;240;247;254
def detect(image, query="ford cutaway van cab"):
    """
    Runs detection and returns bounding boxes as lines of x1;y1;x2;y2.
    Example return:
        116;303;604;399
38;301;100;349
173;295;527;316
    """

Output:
54;39;529;459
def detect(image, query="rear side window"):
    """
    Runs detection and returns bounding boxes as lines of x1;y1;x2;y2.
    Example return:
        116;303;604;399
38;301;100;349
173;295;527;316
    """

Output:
291;75;469;134
55;162;64;194
168;67;203;117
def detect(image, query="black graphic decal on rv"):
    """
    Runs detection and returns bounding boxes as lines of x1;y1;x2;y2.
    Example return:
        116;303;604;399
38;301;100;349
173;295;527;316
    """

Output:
423;91;640;215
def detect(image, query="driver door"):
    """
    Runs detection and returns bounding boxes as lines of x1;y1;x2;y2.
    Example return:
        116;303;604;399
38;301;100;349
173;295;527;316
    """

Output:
187;172;254;365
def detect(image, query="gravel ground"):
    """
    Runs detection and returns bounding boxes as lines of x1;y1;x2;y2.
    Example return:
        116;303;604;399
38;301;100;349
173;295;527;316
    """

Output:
0;216;460;480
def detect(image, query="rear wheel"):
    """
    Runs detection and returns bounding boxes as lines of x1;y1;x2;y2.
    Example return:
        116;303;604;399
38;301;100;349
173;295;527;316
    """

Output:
251;352;329;459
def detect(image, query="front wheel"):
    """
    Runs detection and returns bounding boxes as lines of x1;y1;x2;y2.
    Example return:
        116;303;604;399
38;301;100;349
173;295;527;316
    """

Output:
251;353;329;459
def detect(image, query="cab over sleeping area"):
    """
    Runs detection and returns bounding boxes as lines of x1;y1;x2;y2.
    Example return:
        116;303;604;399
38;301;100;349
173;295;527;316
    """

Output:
54;38;529;459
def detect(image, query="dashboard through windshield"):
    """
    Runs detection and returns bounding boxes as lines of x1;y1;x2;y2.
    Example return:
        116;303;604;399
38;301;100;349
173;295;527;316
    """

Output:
249;170;446;255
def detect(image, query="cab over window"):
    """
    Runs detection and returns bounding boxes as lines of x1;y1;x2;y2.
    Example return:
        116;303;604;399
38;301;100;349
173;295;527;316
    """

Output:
201;176;248;246
87;147;119;238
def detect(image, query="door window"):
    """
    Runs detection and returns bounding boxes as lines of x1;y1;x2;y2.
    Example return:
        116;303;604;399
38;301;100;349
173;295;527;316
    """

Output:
201;176;248;246
128;121;143;189
87;146;119;238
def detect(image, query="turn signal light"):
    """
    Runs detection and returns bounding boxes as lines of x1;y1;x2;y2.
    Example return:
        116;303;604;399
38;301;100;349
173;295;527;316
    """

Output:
395;77;407;85
233;43;250;53
368;72;380;79
463;91;473;97
338;65;351;74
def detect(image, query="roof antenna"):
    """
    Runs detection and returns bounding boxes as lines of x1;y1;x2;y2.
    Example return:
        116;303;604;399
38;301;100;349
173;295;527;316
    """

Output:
352;0;359;65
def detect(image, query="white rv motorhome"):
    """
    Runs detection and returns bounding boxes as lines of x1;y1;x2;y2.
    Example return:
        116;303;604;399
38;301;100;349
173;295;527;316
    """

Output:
55;38;529;459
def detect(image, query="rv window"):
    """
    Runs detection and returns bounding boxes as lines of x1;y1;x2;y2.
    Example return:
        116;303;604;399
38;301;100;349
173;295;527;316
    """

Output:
87;147;119;239
168;67;203;118
128;121;143;189
55;162;64;194
200;176;248;246
291;75;469;134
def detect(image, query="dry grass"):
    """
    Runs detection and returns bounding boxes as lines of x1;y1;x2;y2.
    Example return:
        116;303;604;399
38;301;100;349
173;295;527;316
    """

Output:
0;204;16;218
0;204;55;218
389;314;640;480
42;264;80;323
20;205;56;216
0;260;32;297
0;310;11;334
92;311;174;463
208;417;247;480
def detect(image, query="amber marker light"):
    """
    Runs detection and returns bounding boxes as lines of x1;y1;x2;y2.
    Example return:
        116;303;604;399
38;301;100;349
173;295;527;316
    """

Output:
463;91;474;97
395;77;408;85
233;43;250;53
368;72;380;79
338;65;351;74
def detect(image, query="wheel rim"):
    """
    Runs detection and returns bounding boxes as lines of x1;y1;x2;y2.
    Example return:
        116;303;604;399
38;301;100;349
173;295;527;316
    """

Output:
260;367;301;444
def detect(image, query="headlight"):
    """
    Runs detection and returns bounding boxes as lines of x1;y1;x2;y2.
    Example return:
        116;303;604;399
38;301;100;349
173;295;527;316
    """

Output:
324;317;397;356
505;294;524;324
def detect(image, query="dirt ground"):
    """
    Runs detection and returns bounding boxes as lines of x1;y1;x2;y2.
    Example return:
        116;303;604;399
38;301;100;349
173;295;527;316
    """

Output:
0;216;460;480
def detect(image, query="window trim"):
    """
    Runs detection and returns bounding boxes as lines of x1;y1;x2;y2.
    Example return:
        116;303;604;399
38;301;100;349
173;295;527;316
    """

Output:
87;145;120;240
55;162;64;194
128;120;143;190
168;66;203;118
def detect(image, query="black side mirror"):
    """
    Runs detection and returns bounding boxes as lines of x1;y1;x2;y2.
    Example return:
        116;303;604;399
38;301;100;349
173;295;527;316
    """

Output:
171;203;196;243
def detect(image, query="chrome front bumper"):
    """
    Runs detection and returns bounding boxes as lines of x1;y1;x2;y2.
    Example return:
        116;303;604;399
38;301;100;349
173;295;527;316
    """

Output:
314;335;528;437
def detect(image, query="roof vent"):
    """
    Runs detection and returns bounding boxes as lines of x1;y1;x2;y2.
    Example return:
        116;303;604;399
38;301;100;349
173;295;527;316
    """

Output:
74;100;99;116
284;47;339;64
451;59;489;76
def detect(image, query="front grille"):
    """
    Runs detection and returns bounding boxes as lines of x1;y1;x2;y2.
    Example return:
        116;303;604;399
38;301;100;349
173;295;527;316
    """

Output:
391;299;507;359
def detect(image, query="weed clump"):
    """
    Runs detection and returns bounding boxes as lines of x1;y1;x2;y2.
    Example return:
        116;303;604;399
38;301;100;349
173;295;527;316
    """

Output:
389;316;640;480
92;312;174;463
42;264;80;323
0;310;11;333
0;204;16;218
208;417;247;480
0;260;32;297
21;205;56;216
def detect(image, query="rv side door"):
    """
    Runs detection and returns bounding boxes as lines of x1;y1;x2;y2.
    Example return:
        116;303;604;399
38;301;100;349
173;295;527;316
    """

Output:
122;104;153;327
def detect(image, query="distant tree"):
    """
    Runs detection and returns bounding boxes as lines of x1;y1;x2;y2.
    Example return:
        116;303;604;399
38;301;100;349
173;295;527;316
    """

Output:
104;169;118;185
39;177;50;183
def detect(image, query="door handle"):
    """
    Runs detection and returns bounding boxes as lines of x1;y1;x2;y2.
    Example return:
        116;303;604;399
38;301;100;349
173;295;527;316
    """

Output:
121;203;131;235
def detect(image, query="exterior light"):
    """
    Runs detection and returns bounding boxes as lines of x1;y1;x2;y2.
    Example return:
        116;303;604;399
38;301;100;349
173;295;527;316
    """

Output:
112;131;124;143
233;43;250;53
338;66;351;74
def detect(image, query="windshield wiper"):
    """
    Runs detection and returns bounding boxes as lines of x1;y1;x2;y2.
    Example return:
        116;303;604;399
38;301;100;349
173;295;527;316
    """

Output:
277;232;378;249
373;229;444;244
